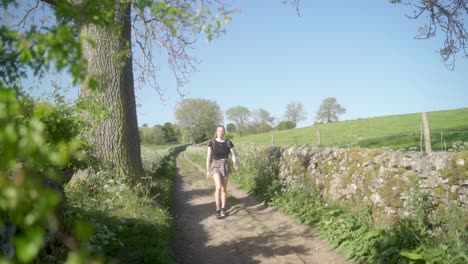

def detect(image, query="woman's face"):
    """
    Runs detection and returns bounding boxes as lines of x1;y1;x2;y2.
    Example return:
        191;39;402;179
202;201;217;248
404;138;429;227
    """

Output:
216;126;225;138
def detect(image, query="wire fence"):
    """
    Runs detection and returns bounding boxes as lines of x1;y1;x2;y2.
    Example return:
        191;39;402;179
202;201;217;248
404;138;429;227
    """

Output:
249;130;468;152
350;130;468;152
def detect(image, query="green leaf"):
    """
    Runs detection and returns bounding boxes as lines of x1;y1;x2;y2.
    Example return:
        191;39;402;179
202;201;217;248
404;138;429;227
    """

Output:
400;250;424;260
13;228;44;262
73;220;94;242
65;252;83;264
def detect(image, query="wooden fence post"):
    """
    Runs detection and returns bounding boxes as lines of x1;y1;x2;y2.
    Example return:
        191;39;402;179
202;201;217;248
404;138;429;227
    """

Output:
441;131;446;152
419;122;423;153
422;112;432;154
316;128;322;146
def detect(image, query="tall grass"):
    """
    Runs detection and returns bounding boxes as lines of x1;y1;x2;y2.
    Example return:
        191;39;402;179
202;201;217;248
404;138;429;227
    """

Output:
65;147;176;263
236;108;468;150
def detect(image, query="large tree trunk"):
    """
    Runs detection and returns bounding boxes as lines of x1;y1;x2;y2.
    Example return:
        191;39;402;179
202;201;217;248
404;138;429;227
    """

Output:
78;2;144;182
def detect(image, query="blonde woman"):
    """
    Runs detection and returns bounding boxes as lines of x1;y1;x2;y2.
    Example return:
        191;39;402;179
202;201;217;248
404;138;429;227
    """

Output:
206;125;238;219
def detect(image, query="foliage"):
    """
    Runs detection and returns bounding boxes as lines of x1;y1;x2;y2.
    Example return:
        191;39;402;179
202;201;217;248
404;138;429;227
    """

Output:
232;145;282;203
0;21;86;88
130;0;236;91
0;88;96;263
139;123;180;145
174;98;223;144
390;0;467;70
2;0;237;183
276;120;296;130
226;123;237;133
245;122;272;134
140;125;167;145
225;105;251;136
225;133;235;140
250;108;275;134
162;122;178;143
315;97;346;124
66;147;176;263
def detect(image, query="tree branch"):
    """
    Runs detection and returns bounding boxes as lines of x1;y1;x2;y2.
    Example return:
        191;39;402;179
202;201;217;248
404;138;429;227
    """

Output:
392;0;467;70
15;0;40;27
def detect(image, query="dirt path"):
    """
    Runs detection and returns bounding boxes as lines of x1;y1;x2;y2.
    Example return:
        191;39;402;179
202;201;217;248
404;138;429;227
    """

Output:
172;153;354;264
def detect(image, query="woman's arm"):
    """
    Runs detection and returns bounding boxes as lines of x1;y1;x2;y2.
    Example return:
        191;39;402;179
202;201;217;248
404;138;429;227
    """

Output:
206;147;212;178
230;148;238;171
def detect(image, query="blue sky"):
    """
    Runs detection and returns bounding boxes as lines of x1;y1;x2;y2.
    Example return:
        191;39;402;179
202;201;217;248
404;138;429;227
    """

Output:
17;0;466;128
135;0;468;128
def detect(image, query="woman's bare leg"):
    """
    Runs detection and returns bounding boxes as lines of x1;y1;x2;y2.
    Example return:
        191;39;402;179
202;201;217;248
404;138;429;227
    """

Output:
220;176;228;209
212;173;222;210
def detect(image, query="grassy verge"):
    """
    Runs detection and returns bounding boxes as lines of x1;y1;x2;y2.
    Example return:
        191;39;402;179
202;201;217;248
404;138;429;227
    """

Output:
183;146;206;168
65;147;176;263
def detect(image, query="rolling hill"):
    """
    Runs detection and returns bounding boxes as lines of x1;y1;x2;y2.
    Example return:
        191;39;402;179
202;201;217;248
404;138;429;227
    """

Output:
235;108;468;151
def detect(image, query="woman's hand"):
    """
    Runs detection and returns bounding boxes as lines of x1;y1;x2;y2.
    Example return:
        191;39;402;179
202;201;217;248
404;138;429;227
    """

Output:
206;171;210;179
233;163;239;171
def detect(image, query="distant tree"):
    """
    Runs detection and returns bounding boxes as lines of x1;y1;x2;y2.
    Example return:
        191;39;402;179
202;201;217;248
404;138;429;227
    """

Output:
277;120;296;130
390;0;467;70
172;124;183;142
175;98;223;144
162;122;177;142
142;123;148;128
148;125;166;145
226;106;251;136
315;97;346;123
226;123;237;134
251;108;275;133
283;101;307;126
140;125;166;144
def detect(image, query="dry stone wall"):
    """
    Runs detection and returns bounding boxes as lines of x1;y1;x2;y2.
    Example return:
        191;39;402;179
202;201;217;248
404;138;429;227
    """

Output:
277;145;468;224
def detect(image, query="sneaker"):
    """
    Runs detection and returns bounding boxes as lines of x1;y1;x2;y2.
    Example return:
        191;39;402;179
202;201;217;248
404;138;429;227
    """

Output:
215;210;221;219
220;208;227;217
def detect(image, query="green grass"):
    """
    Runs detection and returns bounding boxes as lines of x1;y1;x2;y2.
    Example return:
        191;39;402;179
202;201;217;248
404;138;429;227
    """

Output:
236;108;468;150
65;149;176;264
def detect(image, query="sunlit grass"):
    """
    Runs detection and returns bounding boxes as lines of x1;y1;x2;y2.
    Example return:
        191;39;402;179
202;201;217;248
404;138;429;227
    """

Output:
236;108;468;150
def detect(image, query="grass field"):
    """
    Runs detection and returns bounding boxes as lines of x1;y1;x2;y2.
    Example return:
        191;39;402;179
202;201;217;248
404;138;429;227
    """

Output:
235;108;468;151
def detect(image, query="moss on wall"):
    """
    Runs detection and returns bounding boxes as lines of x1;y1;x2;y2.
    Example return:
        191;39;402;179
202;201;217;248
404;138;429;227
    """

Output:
276;146;466;225
441;151;468;185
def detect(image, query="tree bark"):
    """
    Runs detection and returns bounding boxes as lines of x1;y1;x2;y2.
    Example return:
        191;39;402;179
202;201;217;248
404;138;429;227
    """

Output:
78;1;144;182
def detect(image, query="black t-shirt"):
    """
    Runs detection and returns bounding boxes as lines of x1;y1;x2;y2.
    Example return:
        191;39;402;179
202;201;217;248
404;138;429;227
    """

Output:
209;139;234;160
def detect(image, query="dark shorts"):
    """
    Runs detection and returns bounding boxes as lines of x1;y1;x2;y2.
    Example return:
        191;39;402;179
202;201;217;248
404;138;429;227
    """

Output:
210;159;230;177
